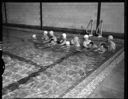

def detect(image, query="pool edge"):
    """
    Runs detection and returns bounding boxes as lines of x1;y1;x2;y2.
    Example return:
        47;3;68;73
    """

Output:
62;48;124;98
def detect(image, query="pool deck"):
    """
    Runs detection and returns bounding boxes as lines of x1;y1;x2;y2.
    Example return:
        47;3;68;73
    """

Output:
88;59;124;98
62;47;124;98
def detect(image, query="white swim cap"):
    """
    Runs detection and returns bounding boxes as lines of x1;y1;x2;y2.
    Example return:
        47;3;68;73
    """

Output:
66;41;70;46
84;34;89;39
62;33;66;39
49;31;54;36
74;36;79;41
108;35;113;40
44;31;48;34
32;34;36;38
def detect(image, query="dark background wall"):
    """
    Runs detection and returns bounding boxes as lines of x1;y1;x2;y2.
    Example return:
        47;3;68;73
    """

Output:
2;3;6;23
42;3;98;29
5;3;40;26
2;2;124;33
101;3;124;33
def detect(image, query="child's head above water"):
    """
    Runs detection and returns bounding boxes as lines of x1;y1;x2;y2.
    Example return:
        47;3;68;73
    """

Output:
84;34;89;40
66;41;70;46
49;31;54;36
44;31;48;35
32;34;36;38
62;33;67;39
108;35;113;40
74;36;79;41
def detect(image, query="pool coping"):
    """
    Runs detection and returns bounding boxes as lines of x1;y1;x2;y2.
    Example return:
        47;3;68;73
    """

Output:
62;48;124;98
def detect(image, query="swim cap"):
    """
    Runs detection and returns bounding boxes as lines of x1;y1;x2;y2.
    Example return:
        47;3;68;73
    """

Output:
49;31;54;36
44;31;48;34
62;33;67;39
84;34;89;39
108;35;113;40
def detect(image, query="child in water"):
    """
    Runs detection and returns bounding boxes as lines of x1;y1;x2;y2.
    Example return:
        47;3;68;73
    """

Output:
65;41;70;52
48;31;57;45
32;34;37;40
42;31;49;41
57;33;67;45
83;34;91;48
71;36;81;51
88;41;98;50
107;35;116;52
95;42;108;54
32;34;39;43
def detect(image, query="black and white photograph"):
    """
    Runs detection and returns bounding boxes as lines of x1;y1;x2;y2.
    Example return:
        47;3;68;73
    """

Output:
1;2;124;98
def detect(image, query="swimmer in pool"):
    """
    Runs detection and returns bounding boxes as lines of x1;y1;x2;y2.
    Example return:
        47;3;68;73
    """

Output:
107;35;116;52
48;31;57;45
66;41;70;47
32;34;37;40
95;42;108;54
32;34;39;43
57;33;67;45
70;36;81;51
42;31;49;41
88;41;98;50
32;34;41;48
83;34;91;48
65;41;70;52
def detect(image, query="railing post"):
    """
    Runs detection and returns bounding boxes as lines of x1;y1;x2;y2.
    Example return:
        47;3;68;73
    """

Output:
96;2;101;35
3;2;9;40
3;2;7;24
40;2;43;30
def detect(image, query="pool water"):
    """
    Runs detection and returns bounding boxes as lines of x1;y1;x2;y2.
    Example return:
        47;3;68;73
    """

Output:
2;29;124;98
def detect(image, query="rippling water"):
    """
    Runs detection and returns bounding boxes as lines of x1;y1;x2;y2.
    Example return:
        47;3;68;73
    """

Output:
2;34;124;98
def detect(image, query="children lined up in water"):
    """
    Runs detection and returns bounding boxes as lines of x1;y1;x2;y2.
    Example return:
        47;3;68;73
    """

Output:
32;31;116;54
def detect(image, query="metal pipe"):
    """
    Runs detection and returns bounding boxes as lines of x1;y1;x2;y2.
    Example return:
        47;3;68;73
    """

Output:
96;2;101;34
3;2;7;24
40;2;43;30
